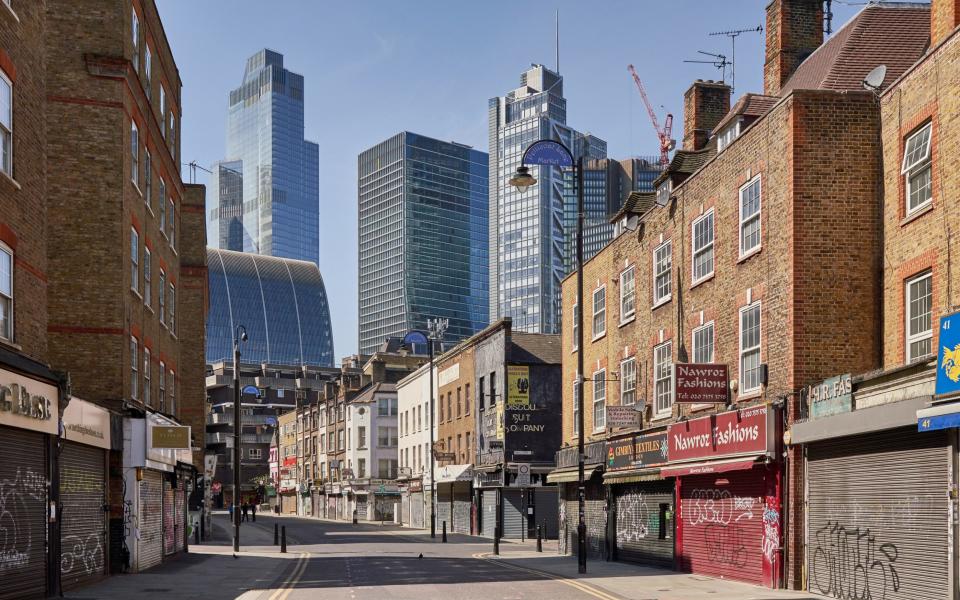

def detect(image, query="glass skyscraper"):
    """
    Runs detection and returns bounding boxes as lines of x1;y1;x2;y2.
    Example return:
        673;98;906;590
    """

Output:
358;132;488;354
207;49;320;264
488;64;606;334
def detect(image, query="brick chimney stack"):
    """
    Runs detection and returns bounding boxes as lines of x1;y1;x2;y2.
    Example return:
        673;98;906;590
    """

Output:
931;0;960;47
764;0;824;96
683;80;731;152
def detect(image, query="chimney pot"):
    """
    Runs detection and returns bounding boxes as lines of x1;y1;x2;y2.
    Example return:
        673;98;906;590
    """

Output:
683;80;731;152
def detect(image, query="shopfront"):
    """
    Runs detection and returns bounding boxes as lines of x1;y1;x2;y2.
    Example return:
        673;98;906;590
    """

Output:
406;479;425;529
666;405;780;587
0;366;58;600
59;397;110;590
548;442;605;557
603;430;672;568
436;464;473;534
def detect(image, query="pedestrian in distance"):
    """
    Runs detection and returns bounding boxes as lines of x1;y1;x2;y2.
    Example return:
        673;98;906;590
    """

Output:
241;502;249;523
229;504;234;521
251;503;257;522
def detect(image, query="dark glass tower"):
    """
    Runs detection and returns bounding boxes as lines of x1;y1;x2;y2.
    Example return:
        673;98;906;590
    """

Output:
358;132;489;354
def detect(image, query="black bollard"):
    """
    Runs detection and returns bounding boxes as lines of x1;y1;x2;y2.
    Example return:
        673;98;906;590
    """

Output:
281;525;287;553
274;522;279;546
494;525;500;556
536;524;542;552
194;523;200;546
442;521;447;543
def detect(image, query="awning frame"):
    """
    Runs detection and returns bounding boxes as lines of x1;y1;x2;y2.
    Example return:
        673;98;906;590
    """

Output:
659;455;763;478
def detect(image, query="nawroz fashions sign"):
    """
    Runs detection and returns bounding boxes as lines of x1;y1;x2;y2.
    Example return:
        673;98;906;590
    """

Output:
667;405;771;462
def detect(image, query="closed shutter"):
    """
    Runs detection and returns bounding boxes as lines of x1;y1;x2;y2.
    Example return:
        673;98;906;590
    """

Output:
436;485;451;530
139;470;163;571
162;480;175;555
502;489;524;539
0;426;47;600
60;441;107;590
613;481;673;567
534;487;559;539
355;496;367;519
400;494;408;525
584;481;608;559
174;480;185;552
452;482;471;534
678;468;767;585
561;484;577;555
481;490;497;537
410;492;424;529
807;427;949;600
327;496;336;519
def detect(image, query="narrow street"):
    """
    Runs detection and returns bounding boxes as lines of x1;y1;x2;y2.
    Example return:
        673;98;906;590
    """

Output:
65;514;819;600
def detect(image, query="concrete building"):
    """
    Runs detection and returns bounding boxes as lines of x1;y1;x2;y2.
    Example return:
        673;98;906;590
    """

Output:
357;132;489;354
208;49;320;264
343;383;399;520
397;362;438;528
488;64;606;334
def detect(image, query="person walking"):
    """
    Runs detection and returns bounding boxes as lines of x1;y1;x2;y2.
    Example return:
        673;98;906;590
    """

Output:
241;502;249;523
251;502;257;522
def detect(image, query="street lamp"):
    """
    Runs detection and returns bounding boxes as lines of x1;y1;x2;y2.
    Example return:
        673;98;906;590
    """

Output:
508;139;587;574
232;324;248;552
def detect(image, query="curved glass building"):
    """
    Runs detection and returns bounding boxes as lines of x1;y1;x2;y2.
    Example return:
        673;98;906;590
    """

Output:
207;248;334;367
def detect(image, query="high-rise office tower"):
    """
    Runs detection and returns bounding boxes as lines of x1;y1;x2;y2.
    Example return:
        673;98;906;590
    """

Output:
358;132;489;354
488;64;607;334
208;49;320;264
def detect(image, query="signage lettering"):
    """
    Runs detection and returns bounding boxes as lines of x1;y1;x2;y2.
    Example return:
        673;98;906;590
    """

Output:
675;363;729;404
0;382;52;421
667;405;770;462
606;431;668;471
808;373;853;419
506;365;530;407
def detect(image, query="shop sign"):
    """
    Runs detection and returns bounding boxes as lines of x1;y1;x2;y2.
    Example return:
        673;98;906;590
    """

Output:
151;425;191;449
283;456;297;467
605;405;640;428
513;463;530;487
495;402;504;438
438;363;459;387
606;431;668;471
667;404;771;462
675;363;729;404
506;365;530;407
62;396;111;449
936;311;960;397
808;373;853;418
0;368;58;435
408;479;422;492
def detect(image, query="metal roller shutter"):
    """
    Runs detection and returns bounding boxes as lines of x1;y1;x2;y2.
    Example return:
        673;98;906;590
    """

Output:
806;427;949;600
174;480;185;552
163;480;175;555
0;426;47;600
561;484;577;554
533;487;559;539
60;441;107;590
410;492;424;529
400;494;408;525
613;481;673;567
139;470;163;571
355;496;368;520
679;468;767;585
452;482;471;534
501;489;524;539
584;481;608;559
481;490;497;537
436;486;451;531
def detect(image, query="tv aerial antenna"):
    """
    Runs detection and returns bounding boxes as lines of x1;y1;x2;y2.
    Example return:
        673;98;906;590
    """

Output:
683;50;730;83
709;25;763;93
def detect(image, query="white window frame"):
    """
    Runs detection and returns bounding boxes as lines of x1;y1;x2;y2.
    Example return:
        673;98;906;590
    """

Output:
143;246;151;307
168;282;175;334
901;122;933;215
168;197;175;248
571;301;579;351
144;44;152;91
691;209;715;284
620;357;637;406
739;302;763;395
0;71;12;176
653;240;672;307
692;321;715;365
130;121;139;187
0;243;12;341
653;341;673;417
158;269;166;325
592;369;606;432
131;10;140;73
620;266;636;323
592;285;606;340
130;227;139;294
739;175;762;258
158;360;166;411
249;448;262;460
143;347;151;406
169;112;176;155
168;370;175;415
144;149;152;211
572;375;580;436
130;336;138;400
905;271;933;362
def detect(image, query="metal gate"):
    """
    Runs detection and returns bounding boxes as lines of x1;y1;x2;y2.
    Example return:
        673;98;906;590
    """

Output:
452;482;471;534
806;427;949;600
174;480;185;552
481;490;497;537
0;425;47;599
534;487;559;539
501;488;524;539
162;479;175;555
355;496;367;520
139;470;163;571
400;494;409;525
563;481;607;558
60;441;107;590
613;481;673;567
436;485;452;531
410;491;424;529
678;468;767;585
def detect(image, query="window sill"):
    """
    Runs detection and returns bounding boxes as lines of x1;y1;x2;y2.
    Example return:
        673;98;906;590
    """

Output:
131;288;142;300
689;402;717;412
652;296;671;311
736;389;762;402
0;2;19;23
0;170;21;190
690;272;715;290
619;314;636;328
145;304;153;314
650;411;673;423
0;336;22;352
901;202;934;226
591;331;606;343
132;181;142;197
737;246;762;264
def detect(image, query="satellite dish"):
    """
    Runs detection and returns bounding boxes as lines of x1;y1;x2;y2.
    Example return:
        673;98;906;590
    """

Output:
862;65;887;92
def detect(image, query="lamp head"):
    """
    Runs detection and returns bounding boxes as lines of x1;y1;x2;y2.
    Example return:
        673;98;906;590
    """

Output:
509;166;537;193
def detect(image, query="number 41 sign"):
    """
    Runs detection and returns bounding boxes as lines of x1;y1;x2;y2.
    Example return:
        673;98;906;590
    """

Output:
936;312;960;397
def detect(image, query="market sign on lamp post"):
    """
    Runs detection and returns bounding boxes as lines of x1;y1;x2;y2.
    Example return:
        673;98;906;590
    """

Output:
936;311;960;398
674;363;729;404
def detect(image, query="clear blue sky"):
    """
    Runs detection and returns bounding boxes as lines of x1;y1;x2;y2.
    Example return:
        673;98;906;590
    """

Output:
157;0;860;358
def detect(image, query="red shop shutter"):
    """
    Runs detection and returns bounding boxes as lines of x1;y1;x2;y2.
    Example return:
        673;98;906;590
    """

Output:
678;468;769;586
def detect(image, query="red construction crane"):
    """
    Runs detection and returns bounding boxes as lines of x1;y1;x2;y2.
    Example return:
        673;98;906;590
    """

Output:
627;64;674;167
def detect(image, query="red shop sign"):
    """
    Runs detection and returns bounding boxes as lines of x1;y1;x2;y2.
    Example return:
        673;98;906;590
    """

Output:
667;404;772;462
283;456;297;467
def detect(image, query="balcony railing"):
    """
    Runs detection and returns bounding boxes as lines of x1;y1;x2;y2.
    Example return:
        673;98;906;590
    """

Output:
207;413;274;426
206;432;274;446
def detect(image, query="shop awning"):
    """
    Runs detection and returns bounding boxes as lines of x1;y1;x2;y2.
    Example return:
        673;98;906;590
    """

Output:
603;467;662;484
546;465;601;484
659;456;762;478
435;463;474;484
917;402;960;432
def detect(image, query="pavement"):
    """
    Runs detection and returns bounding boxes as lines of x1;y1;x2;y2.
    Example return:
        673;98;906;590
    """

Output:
64;513;824;600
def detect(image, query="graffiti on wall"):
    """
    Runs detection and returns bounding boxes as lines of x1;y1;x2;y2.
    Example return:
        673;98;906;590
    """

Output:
761;505;780;564
689;488;758;568
616;492;651;544
61;533;104;576
810;521;900;600
0;467;46;572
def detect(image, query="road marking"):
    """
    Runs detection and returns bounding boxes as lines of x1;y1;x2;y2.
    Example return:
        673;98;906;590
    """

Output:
472;552;623;600
267;552;311;600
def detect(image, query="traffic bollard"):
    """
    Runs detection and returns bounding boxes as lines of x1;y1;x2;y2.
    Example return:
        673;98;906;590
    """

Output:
194;523;200;546
442;521;447;543
274;523;279;546
281;526;287;553
537;524;542;552
494;525;500;556
353;509;358;525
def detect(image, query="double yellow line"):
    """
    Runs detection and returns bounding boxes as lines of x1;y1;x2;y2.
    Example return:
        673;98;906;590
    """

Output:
266;552;311;600
472;552;622;600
